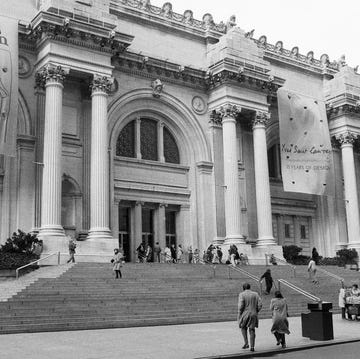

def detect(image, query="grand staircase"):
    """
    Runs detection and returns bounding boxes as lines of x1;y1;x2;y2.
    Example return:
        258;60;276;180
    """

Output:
0;262;358;334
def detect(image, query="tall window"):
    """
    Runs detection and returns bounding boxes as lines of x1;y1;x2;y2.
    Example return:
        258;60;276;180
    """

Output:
267;144;281;179
116;118;180;164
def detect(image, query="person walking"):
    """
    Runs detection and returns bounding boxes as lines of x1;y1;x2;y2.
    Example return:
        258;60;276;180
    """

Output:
270;291;290;349
237;282;262;352
164;245;172;263
188;246;193;264
308;258;319;284
67;237;76;263
170;244;176;263
111;248;124;279
153;242;161;263
145;244;153;262
177;244;184;263
312;247;320;265
260;269;274;295
136;242;146;263
339;285;346;319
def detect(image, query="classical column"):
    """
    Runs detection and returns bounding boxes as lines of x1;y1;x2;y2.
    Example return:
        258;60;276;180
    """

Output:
87;75;113;240
158;122;165;162
134;201;143;252
158;203;167;250
252;111;276;246
135;118;141;159
38;64;69;237
212;104;245;244
336;131;360;249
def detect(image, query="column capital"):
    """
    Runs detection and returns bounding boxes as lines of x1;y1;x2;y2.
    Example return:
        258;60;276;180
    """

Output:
159;203;168;208
252;111;271;129
90;74;113;95
210;103;241;125
35;64;69;89
336;131;358;146
135;201;144;207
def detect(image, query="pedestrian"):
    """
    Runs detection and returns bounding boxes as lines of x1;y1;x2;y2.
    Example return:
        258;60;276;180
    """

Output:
308;258;318;284
237;282;262;352
217;246;223;264
188;246;193;264
164;245;172;263
67;237;76;263
111;248;124;279
312;247;320;265
153;242;161;263
136;242;146;263
260;268;274;294
339;285;346;319
270;291;290;348
145;243;153;262
193;248;200;263
212;246;219;264
170;244;177;263
177;244;184;263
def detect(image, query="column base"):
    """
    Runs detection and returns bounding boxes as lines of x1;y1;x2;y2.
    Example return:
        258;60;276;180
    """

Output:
38;225;65;237
224;234;246;245
255;236;277;247
347;243;360;252
335;243;348;251
251;245;284;265
87;227;113;240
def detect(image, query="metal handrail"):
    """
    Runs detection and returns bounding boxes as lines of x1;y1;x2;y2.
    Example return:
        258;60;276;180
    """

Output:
265;253;296;277
16;252;60;279
227;264;263;294
316;267;344;286
277;278;321;302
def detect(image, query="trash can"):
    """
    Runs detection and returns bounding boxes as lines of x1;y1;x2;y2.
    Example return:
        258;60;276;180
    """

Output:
301;302;333;341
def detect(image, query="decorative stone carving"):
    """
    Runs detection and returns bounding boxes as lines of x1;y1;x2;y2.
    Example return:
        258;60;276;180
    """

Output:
191;96;207;114
252;111;270;128
18;55;32;78
337;54;347;69
202;13;214;31
35;64;68;89
274;41;283;53
290;46;299;58
336;131;358;145
210;104;241;125
225;15;236;33
306;51;314;64
161;2;173;18
245;29;255;39
183;10;193;25
139;0;151;10
320;54;330;67
90;75;113;94
151;78;164;97
258;35;267;48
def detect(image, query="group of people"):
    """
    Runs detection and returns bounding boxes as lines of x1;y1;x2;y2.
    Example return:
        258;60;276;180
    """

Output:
339;283;360;321
238;282;290;352
228;244;249;266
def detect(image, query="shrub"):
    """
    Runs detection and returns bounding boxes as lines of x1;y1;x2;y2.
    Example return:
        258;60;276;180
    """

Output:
283;245;303;261
319;257;341;266
336;248;359;265
290;255;311;265
0;252;39;270
0;230;38;254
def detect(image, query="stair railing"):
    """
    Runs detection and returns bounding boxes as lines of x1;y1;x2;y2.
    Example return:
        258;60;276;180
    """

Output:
227;265;263;294
316;267;344;287
277;278;321;302
16;252;60;279
265;253;296;277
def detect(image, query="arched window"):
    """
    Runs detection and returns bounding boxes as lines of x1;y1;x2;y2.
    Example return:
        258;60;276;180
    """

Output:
116;118;180;164
268;144;281;179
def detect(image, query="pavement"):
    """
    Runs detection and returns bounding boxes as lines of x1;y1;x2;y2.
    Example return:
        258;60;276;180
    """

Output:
0;314;359;359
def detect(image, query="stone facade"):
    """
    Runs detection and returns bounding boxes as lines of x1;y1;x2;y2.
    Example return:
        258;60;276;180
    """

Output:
1;0;360;262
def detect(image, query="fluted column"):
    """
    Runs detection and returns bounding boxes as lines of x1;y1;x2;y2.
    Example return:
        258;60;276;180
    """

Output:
212;104;245;244
87;75;113;240
158;203;166;250
38;64;69;237
252;111;276;246
336;131;360;249
158;122;165;162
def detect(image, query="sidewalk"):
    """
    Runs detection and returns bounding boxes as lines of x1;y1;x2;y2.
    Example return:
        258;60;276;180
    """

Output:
0;314;359;359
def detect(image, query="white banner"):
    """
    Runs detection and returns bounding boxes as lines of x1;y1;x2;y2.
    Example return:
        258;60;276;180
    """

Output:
278;88;334;196
0;15;18;156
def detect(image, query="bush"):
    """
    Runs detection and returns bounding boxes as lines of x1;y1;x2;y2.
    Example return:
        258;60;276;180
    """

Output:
283;245;303;261
290;255;311;265
319;257;342;266
0;252;39;270
336;248;359;265
0;230;38;254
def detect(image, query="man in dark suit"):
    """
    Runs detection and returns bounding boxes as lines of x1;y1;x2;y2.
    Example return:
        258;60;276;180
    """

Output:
237;282;262;352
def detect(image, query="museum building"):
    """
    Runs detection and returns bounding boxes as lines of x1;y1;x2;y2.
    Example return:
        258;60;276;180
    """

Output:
1;0;360;262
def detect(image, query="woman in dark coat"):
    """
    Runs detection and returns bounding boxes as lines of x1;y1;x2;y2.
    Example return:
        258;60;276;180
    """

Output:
312;247;320;265
270;291;290;348
260;269;274;295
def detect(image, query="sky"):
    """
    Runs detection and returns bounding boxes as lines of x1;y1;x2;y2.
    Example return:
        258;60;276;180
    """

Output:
152;0;360;67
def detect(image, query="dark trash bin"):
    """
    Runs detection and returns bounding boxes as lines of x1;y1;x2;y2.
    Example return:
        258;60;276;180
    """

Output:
301;302;333;341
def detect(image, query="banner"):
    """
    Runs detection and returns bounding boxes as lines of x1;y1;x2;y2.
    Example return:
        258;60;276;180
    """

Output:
278;88;334;196
0;15;18;156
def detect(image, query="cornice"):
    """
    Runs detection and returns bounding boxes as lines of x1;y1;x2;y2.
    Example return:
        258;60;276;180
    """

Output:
326;102;360;119
110;0;226;42
19;11;133;55
113;53;207;90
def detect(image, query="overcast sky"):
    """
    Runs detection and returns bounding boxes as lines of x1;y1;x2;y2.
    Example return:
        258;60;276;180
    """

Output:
154;0;360;67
